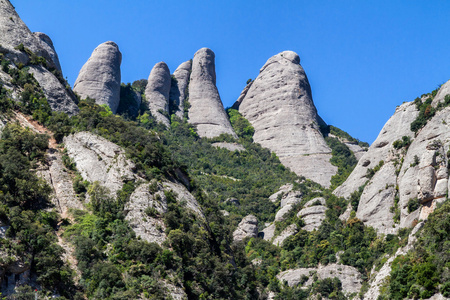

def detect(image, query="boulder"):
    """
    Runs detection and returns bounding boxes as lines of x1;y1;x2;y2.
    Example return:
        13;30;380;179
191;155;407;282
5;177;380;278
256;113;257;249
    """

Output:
73;41;122;113
260;223;276;241
297;204;327;232
169;60;192;119
233;215;258;242
145;62;171;126
237;51;336;187
188;48;237;138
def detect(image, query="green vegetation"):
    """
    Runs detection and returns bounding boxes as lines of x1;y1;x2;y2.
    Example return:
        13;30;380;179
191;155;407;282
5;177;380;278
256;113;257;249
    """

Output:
379;200;450;299
365;160;384;179
392;135;411;150
325;136;358;189
410;92;450;134
328;125;369;148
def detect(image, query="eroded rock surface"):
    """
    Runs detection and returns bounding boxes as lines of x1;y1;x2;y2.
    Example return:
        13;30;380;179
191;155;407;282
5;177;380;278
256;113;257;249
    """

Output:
74;41;122;113
169;60;192;119
211;142;245;152
188;48;237;138
33;32;61;71
297;197;327;231
63;131;136;195
272;224;297;246
233;215;258;242
237;51;336;187
145;62;171;126
278;264;362;295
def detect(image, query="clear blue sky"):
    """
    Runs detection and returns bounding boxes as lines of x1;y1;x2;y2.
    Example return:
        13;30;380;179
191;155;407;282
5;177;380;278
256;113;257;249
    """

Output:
11;0;450;144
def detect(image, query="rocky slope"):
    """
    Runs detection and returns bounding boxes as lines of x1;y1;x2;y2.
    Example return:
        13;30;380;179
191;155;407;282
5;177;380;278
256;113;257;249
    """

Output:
236;51;337;187
335;80;450;235
0;0;78;115
188;48;237;138
73;41;122;113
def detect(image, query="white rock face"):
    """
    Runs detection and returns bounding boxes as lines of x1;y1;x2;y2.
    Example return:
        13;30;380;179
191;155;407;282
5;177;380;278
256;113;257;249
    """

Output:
356;162;398;235
211;142;245;152
237;51;336;187
272;224;298;246
260;223;276;242
63;131;136;195
334;102;419;199
188;48;237;138
145;62;171;126
33;32;61;72
28;65;79;115
297;200;327;232
345;142;367;161
278;264;362;295
0;1;78;114
169;60;192;119
38;149;83;216
74;41;122;113
233;215;258;242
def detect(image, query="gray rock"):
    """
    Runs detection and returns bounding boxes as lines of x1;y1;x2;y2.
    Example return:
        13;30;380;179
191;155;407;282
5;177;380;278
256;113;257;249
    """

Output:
432;79;450;107
145;62;171;126
63;132;136;196
232;80;253;110
260;223;276;241
73;41;122;113
233;215;258;242
297;205;327;231
237;51;336;187
278;264;362;295
356;162;398;235
0;0;56;68
188;48;237;138
169;60;192;119
28;65;79;115
272;224;298;246
304;197;326;207
211;142;245;152
334;102;418;199
38;149;83;217
345;142;367;161
33;32;61;72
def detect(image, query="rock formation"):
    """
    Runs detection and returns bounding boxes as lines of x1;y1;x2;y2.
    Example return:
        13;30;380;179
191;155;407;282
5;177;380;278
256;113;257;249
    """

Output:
297;197;327;231
169;60;192;119
73;41;122;113
63;131;136;196
145;62;171;126
233;215;258;242
188;48;237;138
236;51;336;187
0;0;78;115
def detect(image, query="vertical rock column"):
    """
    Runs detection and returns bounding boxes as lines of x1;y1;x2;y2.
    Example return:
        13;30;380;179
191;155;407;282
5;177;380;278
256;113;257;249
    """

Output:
144;62;171;127
74;41;122;113
188;48;237;138
169;60;192;119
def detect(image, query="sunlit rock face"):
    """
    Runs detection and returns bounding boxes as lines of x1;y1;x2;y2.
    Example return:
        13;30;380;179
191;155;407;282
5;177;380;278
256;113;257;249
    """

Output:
237;50;336;187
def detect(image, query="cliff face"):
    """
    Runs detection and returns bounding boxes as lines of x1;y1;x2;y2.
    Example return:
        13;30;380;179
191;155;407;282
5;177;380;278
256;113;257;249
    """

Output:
336;80;450;235
237;51;336;187
0;0;78;115
187;48;237;138
73;41;122;113
169;60;192;119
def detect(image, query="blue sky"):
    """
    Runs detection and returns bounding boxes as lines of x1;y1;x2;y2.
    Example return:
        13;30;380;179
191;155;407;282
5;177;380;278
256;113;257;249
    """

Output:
11;0;450;144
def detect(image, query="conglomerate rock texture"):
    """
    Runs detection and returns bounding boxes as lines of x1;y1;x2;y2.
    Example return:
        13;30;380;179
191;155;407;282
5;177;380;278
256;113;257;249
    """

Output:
237;51;336;187
73;41;122;113
188;48;237;138
145;62;171;126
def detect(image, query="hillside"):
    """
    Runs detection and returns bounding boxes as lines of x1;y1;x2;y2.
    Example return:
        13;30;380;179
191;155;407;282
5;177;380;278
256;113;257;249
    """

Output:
0;1;449;299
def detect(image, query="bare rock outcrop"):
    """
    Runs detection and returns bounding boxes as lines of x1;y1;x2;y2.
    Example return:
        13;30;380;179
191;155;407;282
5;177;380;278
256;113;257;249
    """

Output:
278;264;362;295
271;184;302;222
233;215;258;242
297;197;327;231
211;142;245;152
63;131;136;195
145;62;171;126
73;41;122;113
188;48;237;138
272;224;298;246
0;1;78;115
237;51;336;187
169;60;192;119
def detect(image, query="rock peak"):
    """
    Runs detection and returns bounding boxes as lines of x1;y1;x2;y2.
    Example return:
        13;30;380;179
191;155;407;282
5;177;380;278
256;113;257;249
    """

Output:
145;61;171;126
238;50;336;187
188;48;237;138
73;41;122;113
